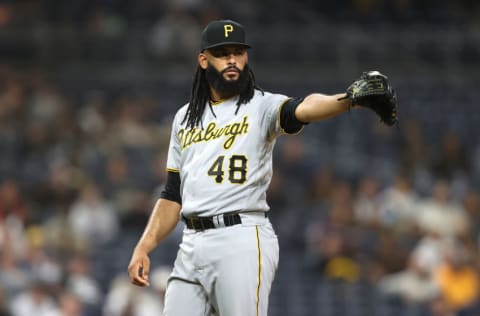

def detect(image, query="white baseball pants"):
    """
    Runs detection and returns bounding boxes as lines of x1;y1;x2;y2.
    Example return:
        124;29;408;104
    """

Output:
163;213;279;316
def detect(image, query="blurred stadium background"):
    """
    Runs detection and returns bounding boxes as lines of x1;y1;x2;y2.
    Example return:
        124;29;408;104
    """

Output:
0;0;480;315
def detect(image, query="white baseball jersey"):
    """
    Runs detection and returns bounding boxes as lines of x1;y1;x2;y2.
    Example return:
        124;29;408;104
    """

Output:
166;90;294;217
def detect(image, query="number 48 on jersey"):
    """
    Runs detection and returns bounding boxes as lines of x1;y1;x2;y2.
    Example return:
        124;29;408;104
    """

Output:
208;155;248;184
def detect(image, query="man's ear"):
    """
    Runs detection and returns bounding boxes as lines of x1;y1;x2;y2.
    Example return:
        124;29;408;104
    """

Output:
198;53;208;70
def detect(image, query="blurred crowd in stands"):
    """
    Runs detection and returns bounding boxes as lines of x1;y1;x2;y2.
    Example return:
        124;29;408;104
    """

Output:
1;1;480;316
0;0;478;27
0;0;479;69
0;65;174;316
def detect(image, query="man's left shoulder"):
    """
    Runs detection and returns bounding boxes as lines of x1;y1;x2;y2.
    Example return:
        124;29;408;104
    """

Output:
252;90;289;104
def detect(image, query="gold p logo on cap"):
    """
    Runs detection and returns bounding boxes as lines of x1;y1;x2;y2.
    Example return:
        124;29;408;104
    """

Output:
224;24;233;37
200;20;250;51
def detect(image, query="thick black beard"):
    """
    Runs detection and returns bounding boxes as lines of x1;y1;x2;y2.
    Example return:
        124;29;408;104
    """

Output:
205;64;251;99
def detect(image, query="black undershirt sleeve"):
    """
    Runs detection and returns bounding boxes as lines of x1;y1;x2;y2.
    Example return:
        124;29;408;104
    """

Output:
279;97;307;134
160;171;182;204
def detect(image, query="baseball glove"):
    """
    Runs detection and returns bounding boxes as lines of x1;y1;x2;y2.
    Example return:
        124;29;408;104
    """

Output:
339;71;398;126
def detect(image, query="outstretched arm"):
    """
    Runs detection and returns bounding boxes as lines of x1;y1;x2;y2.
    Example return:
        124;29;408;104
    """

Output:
295;71;398;125
294;93;351;123
296;71;398;125
128;198;181;286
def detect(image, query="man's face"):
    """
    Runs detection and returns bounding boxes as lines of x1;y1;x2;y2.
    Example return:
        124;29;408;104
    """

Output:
199;45;248;81
199;45;250;98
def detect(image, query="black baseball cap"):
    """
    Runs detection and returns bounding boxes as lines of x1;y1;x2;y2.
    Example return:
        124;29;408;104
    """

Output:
200;19;251;51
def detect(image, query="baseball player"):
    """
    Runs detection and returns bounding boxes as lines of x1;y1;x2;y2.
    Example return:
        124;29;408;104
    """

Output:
127;19;397;316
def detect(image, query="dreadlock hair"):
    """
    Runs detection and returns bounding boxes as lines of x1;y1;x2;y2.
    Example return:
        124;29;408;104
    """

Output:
182;64;263;129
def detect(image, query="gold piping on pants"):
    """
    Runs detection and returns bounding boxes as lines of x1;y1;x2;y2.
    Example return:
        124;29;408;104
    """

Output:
255;226;262;316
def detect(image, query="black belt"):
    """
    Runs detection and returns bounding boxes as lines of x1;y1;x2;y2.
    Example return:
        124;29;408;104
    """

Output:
183;212;267;231
183;213;241;231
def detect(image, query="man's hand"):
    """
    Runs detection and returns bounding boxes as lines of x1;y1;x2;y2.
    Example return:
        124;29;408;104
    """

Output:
126;199;181;287
128;248;151;287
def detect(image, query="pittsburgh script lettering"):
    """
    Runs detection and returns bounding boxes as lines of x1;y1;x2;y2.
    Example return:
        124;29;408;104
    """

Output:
178;116;249;150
